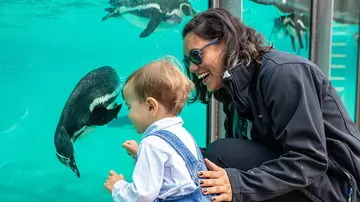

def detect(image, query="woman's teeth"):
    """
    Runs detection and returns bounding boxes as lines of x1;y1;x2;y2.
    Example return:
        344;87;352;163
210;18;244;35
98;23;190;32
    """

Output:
198;72;209;79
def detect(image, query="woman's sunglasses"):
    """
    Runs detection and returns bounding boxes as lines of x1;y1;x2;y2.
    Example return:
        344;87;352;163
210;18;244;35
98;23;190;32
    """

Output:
182;38;219;71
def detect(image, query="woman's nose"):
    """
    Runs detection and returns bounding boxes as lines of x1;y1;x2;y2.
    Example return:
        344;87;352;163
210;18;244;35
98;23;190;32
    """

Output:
189;63;199;73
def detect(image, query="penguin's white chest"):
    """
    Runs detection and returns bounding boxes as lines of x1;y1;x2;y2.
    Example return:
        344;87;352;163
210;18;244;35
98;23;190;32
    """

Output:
118;4;184;31
72;126;96;143
122;13;179;31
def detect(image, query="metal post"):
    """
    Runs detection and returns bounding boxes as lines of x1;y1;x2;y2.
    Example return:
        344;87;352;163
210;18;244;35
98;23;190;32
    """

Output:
207;0;221;146
209;0;219;8
207;0;243;145
355;15;360;127
309;0;334;78
356;46;360;127
207;96;219;145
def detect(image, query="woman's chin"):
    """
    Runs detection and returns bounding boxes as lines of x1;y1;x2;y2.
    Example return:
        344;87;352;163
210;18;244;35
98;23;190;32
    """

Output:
204;76;223;92
206;85;222;92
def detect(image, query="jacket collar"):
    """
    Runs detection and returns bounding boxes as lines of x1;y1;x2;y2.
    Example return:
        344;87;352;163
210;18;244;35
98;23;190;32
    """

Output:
223;63;256;92
214;62;256;102
220;49;275;93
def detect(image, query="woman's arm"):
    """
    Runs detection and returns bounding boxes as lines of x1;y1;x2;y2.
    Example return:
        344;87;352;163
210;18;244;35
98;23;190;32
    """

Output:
225;63;328;201
200;63;329;202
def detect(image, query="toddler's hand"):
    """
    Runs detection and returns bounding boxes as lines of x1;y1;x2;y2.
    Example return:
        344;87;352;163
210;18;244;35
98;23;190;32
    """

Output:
104;170;125;193
122;140;138;157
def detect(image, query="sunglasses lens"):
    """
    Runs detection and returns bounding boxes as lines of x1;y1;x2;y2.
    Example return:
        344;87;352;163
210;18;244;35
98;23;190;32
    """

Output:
182;50;202;81
190;50;202;65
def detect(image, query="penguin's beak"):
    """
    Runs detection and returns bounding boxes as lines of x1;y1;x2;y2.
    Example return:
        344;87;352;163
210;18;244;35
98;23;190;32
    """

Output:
56;152;80;178
69;160;80;178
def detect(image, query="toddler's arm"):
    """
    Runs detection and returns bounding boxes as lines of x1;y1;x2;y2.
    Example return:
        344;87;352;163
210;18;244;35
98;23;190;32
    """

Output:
112;141;168;202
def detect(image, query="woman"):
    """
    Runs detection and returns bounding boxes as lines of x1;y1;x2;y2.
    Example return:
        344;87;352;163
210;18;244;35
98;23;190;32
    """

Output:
182;8;360;202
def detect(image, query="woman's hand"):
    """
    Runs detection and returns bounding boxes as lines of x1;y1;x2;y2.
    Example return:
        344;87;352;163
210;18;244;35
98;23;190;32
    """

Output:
122;140;138;157
198;158;233;202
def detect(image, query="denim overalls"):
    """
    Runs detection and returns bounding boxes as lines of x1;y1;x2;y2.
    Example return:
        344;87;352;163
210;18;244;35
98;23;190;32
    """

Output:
144;129;213;202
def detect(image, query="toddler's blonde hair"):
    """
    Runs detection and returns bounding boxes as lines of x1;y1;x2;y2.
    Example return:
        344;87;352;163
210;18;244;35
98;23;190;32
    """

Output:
125;55;194;115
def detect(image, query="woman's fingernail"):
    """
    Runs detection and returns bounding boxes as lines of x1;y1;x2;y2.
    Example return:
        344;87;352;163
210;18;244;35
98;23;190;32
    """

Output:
211;197;216;201
203;189;207;193
199;180;204;184
198;172;203;176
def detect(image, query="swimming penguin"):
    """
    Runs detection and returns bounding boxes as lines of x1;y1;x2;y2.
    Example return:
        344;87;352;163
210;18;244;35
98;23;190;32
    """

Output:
270;13;310;55
101;0;197;38
54;66;123;178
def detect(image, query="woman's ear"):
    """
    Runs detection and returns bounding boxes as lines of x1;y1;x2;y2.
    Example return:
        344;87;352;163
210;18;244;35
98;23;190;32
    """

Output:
146;97;158;116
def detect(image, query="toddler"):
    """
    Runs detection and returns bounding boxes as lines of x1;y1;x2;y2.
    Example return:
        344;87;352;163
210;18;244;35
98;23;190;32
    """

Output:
104;56;212;202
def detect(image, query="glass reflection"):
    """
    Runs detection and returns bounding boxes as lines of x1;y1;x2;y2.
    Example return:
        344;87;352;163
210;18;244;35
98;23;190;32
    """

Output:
329;0;359;120
243;0;312;58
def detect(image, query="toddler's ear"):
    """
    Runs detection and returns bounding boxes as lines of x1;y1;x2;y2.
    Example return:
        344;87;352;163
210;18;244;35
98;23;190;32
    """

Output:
146;97;158;115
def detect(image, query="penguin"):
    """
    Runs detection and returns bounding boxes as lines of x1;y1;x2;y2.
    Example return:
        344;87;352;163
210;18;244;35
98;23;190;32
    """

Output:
101;0;197;38
54;66;123;178
270;12;310;55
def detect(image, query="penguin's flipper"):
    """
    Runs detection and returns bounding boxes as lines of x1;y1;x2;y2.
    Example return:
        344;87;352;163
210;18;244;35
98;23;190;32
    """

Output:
140;11;162;38
305;30;309;50
102;7;118;21
89;105;109;125
296;27;304;49
113;103;122;119
189;8;197;17
104;7;114;12
102;13;113;21
90;104;122;126
182;4;197;17
290;36;296;52
269;23;278;40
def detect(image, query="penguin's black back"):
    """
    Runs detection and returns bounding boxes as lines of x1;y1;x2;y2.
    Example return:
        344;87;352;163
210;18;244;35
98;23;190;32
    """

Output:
56;66;120;138
124;0;191;15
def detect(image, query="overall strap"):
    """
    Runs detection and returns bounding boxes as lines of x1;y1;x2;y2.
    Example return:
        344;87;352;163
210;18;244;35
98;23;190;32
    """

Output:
146;130;198;177
188;132;206;165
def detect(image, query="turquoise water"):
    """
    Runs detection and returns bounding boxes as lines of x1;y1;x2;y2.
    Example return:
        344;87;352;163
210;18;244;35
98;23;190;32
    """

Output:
0;0;359;201
0;1;208;201
243;0;359;121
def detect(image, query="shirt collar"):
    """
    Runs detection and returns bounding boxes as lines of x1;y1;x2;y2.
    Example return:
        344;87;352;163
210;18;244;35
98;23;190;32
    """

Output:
143;116;184;136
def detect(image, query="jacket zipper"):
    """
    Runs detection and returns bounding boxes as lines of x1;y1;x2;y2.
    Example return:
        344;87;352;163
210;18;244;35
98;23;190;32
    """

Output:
341;167;354;202
229;78;249;109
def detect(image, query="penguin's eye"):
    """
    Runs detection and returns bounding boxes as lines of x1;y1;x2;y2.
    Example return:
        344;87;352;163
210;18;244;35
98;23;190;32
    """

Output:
56;152;71;164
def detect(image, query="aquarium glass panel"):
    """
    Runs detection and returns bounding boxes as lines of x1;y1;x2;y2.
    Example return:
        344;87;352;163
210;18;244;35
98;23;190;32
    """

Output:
243;0;312;59
0;0;209;201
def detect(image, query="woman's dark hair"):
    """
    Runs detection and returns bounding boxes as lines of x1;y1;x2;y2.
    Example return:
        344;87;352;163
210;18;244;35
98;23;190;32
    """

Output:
183;8;273;104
